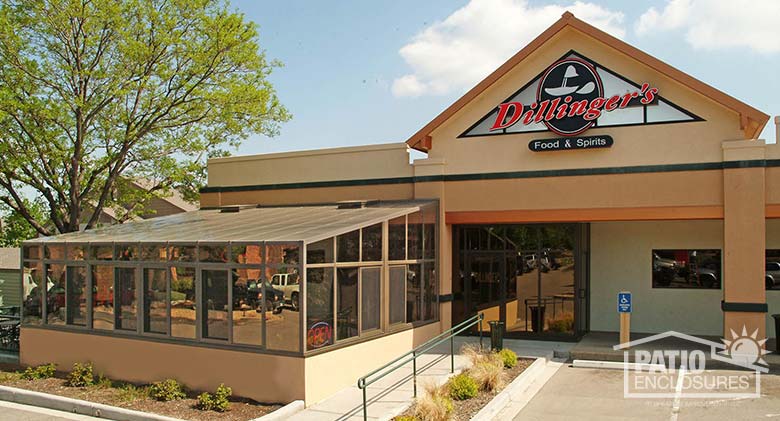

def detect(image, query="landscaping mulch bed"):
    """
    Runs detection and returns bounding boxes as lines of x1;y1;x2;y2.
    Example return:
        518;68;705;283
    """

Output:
0;367;282;421
395;357;533;421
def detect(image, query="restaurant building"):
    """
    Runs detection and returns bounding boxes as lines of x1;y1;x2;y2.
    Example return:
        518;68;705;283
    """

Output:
18;13;779;405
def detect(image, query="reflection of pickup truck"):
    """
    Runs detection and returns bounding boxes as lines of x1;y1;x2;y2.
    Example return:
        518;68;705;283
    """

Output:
271;273;300;311
766;262;780;289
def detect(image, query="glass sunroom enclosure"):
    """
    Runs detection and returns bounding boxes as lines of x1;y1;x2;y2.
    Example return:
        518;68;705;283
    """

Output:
20;200;438;355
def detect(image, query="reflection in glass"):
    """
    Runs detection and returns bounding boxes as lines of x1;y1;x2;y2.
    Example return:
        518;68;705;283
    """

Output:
67;245;86;260
337;230;359;262
170;246;196;263
538;225;575;334
362;224;382;262
266;244;299;265
408;212;423;260
361;267;381;331
766;250;780;290
46;264;66;325
45;245;64;260
652;249;721;289
423;207;436;259
141;245;168;261
388;216;406;261
116;268;137;331
337;267;358;340
307;238;334;264
22;261;43;324
232;244;262;264
170;266;196;338
232;267;263;346
307;267;334;350
265;267;301;352
91;245;113;261
66;266;87;326
116;245;138;261
423;264;436;321
199;245;228;263
406;263;421;323
202;270;228;340
144;268;167;334
92;266;114;330
23;245;41;260
389;266;405;324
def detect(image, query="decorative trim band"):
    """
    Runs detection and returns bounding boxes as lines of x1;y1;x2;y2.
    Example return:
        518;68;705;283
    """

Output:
721;301;768;313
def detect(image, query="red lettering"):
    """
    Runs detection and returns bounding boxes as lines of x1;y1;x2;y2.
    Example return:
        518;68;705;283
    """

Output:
584;98;606;121
568;100;588;117
641;87;658;105
490;102;523;131
534;100;550;123
555;103;569;119
619;92;633;108
545;98;561;121
604;95;621;111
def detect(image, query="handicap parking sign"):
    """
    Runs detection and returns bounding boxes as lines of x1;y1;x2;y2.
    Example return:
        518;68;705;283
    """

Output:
617;292;631;313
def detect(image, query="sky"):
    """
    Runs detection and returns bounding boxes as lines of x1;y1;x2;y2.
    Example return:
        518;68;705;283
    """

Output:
230;0;780;157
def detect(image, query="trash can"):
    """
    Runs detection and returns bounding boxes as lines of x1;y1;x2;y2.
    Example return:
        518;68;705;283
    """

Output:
489;320;505;351
773;314;780;353
530;305;546;333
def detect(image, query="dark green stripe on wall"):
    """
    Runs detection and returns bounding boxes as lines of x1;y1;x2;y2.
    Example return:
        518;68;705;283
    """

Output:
200;159;780;194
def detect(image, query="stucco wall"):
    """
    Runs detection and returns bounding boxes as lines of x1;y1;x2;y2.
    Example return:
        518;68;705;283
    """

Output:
590;220;724;336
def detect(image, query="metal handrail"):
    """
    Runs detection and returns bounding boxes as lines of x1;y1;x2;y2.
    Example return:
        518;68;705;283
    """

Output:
356;313;484;420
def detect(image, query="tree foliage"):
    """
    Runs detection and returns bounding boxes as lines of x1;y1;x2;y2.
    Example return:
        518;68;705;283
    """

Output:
0;0;290;235
0;199;46;246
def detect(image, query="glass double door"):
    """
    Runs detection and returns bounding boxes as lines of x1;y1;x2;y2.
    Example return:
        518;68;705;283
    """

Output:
454;224;585;338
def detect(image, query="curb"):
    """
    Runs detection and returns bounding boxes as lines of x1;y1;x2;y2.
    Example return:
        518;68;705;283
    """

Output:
252;400;304;421
470;352;553;421
572;359;666;371
0;385;184;421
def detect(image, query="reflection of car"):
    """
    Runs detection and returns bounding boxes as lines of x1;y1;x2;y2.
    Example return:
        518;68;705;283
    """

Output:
766;262;780;289
271;273;300;311
652;253;677;287
693;268;718;288
247;281;284;314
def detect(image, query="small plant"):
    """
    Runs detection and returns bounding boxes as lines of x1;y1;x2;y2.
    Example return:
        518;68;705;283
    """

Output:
20;363;56;380
118;384;150;403
395;416;418;421
470;353;505;392
196;384;231;412
94;373;112;389
460;343;484;367
65;362;94;387
149;379;186;401
546;312;574;333
413;382;453;421
498;348;518;369
447;373;478;400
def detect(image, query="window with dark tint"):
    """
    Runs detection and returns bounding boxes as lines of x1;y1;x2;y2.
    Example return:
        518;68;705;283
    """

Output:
141;245;168;261
652;250;721;289
231;267;263;346
423;264;436;321
199;245;228;263
337;267;358;340
266;244;299;265
307;238;334;264
423;208;436;260
406;263;421;322
202;269;229;340
92;266;114;330
66;266;87;326
766;250;780;290
91;245;113;261
144;268;168;334
22;261;43;324
116;245;138;261
407;212;423;260
44;245;64;260
23;245;41;260
389;266;405;324
170;246;196;263
46;264;66;325
388;216;406;261
67;245;86;260
307;267;334;350
116;267;137;331
170;267;196;338
265;267;301;352
361;267;381;331
337;230;360;262
362;224;383;262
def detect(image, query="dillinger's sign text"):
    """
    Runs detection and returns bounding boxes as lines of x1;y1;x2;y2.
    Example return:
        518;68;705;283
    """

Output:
529;135;613;152
490;58;659;137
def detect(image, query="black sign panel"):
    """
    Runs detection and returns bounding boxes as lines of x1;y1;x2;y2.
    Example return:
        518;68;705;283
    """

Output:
528;135;613;152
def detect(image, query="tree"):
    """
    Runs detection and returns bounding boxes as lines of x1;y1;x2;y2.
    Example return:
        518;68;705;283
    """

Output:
0;0;290;235
0;200;47;246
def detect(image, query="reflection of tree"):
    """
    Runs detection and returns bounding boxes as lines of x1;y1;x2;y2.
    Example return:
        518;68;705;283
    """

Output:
306;269;333;325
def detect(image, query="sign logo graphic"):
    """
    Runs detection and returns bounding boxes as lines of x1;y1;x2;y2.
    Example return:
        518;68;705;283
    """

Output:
307;321;332;349
487;57;659;137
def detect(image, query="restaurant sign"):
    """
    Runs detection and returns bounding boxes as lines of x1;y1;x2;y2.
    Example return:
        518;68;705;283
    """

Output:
529;135;613;152
460;51;701;139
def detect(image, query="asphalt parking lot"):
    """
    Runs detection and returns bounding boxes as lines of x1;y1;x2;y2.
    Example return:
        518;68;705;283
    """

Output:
515;365;780;420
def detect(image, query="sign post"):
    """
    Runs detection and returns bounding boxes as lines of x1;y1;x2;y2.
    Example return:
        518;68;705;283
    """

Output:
617;291;631;349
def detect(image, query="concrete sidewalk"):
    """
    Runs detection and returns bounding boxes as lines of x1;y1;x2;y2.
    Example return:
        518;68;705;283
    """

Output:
288;337;574;421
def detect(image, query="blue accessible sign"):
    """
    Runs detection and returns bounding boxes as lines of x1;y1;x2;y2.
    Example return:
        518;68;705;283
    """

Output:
617;292;632;313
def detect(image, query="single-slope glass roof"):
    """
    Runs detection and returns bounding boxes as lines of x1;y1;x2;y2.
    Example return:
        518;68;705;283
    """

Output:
25;200;435;244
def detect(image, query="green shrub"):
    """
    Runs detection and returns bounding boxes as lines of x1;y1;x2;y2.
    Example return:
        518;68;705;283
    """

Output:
94;373;112;389
196;384;231;412
447;373;478;400
65;362;94;387
118;384;150;403
149;379;186;401
498;349;518;369
20;363;56;380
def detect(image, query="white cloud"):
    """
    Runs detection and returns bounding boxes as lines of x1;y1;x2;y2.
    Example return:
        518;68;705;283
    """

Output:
635;0;780;54
391;0;625;97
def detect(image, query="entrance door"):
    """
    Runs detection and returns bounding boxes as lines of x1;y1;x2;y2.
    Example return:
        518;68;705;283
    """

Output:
453;224;585;338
